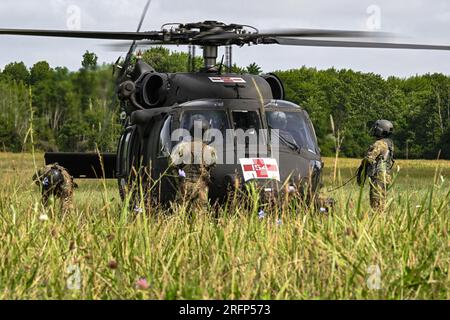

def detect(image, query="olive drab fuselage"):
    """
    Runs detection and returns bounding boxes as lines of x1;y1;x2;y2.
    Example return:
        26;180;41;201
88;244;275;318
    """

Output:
114;60;324;204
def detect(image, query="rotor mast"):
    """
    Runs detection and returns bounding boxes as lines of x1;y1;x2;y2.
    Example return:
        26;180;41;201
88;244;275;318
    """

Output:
203;46;218;69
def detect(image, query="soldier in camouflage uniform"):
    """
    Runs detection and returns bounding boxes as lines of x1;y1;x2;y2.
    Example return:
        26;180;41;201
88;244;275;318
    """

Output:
33;163;77;214
357;120;395;211
170;116;217;209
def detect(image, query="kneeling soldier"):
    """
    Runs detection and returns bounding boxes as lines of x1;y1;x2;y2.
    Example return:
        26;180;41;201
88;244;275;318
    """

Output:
33;163;77;214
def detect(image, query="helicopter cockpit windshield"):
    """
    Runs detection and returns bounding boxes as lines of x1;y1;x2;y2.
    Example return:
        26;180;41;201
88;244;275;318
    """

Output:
159;110;229;158
267;110;318;155
180;110;229;140
231;111;260;132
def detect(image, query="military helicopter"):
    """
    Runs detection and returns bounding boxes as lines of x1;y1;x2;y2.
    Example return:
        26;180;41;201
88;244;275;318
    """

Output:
2;2;450;205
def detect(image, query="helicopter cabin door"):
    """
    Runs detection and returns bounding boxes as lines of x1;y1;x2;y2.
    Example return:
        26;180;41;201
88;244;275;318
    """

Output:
150;114;177;203
116;124;145;200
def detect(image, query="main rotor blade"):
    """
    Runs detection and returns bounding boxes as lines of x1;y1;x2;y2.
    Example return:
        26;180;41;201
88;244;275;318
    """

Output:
0;28;157;40
199;28;390;41
118;0;153;82
103;41;168;51
272;37;450;51
258;28;391;38
105;37;450;53
136;0;152;32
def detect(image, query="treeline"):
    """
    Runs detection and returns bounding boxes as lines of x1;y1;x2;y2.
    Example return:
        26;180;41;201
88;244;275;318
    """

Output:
0;47;449;159
276;68;450;159
0;52;120;153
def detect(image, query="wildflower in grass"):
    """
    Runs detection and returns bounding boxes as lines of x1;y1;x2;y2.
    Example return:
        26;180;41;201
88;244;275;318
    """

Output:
258;209;265;219
136;277;149;290
39;214;49;221
134;206;143;214
178;169;186;178
108;260;118;270
277;218;282;226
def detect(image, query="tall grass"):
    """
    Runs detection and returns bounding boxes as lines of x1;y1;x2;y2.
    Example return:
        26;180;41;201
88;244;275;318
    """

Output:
0;153;448;299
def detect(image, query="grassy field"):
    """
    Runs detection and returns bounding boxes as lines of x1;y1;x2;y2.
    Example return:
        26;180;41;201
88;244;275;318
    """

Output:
0;152;448;299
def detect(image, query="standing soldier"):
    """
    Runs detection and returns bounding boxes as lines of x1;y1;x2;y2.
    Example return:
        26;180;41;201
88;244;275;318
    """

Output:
33;163;77;215
357;120;395;211
170;115;217;209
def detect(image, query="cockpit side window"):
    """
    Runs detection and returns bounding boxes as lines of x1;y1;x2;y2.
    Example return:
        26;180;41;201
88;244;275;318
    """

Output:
267;111;318;154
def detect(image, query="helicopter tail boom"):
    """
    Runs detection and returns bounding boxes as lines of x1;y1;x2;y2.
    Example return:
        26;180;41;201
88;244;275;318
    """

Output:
44;152;116;179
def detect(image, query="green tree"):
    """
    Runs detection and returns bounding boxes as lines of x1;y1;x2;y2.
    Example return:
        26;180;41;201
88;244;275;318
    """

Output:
142;47;203;72
30;61;51;85
76;52;99;110
246;62;262;75
2;62;30;84
230;63;246;74
0;79;30;151
81;51;98;71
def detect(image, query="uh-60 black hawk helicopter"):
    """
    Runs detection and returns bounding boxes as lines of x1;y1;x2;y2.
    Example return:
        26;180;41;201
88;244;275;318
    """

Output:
2;2;450;206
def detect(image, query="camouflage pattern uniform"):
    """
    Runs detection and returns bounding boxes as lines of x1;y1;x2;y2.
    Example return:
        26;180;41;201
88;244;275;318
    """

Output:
360;138;395;211
170;140;217;209
33;163;76;214
315;194;336;213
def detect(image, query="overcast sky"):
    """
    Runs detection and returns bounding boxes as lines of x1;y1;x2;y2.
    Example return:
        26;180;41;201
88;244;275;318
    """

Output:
0;0;449;77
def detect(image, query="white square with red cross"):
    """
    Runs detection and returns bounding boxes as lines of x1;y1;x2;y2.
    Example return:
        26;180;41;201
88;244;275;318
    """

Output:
239;158;281;182
209;76;246;83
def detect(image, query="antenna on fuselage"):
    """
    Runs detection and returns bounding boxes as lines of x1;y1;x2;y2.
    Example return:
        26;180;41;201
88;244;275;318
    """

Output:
225;45;232;73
